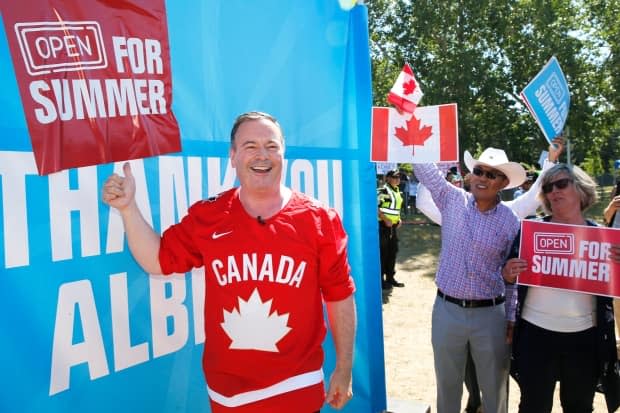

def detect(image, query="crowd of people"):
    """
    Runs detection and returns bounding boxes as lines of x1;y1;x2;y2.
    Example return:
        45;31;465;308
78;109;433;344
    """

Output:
100;109;620;412
377;137;620;413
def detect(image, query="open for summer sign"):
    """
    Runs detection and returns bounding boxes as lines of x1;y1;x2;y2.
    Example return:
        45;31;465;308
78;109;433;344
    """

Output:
2;0;181;175
519;220;620;297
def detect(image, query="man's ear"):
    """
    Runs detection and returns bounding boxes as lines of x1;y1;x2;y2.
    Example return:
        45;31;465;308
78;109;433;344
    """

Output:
229;147;237;168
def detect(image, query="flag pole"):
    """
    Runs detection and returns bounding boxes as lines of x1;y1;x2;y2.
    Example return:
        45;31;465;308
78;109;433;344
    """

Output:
565;126;571;166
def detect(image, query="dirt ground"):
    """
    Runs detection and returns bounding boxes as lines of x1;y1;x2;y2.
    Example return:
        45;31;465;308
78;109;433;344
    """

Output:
382;221;609;412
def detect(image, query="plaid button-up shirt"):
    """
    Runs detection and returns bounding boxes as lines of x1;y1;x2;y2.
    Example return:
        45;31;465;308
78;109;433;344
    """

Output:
414;163;520;321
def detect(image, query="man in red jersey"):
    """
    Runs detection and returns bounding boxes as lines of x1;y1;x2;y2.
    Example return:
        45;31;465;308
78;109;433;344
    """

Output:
102;111;356;413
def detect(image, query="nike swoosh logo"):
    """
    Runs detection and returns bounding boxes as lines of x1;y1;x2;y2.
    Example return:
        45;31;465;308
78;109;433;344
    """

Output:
212;230;233;240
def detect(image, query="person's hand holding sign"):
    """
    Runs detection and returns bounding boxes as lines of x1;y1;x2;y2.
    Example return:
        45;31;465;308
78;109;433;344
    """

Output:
610;244;620;263
502;257;528;285
548;136;565;162
503;256;526;345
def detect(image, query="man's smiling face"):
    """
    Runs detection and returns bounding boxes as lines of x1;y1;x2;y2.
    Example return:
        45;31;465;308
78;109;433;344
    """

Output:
469;165;508;204
230;118;284;192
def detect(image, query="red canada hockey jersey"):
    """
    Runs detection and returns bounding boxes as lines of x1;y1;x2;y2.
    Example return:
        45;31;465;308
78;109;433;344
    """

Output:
159;188;355;412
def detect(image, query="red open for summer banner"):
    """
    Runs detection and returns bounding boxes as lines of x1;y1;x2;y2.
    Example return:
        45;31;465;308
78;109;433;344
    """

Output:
519;220;620;297
1;0;181;175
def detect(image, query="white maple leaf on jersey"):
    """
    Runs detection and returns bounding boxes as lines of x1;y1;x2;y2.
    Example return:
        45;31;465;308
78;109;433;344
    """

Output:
221;288;292;352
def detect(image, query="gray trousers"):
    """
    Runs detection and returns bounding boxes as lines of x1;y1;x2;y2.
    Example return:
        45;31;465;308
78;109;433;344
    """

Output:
431;295;509;413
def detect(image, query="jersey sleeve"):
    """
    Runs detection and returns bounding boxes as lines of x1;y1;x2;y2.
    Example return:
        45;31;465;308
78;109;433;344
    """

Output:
317;207;356;302
159;203;205;274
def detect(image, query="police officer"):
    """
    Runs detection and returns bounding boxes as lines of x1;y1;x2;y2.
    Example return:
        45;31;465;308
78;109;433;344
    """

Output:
378;169;405;289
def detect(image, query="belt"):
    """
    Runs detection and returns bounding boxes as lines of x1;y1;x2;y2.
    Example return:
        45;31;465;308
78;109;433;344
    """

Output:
437;289;505;308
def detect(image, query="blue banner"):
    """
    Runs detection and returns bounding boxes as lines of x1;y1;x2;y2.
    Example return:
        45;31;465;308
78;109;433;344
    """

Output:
0;1;385;412
520;56;570;143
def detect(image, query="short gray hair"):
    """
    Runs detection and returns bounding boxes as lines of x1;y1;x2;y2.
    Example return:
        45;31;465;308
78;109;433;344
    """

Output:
537;163;598;214
230;111;284;146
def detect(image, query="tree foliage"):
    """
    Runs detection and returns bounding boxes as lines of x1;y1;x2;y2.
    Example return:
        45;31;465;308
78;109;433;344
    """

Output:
367;0;620;173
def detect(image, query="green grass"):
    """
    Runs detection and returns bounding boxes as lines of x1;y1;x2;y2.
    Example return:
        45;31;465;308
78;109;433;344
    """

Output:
397;222;441;279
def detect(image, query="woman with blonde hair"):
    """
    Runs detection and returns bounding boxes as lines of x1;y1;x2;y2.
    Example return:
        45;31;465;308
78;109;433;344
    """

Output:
504;163;620;413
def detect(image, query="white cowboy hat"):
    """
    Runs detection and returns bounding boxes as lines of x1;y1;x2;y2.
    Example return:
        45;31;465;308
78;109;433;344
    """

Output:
464;148;526;190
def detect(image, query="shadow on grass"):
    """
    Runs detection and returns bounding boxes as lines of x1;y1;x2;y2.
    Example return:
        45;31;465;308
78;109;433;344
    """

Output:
382;287;392;304
396;219;441;280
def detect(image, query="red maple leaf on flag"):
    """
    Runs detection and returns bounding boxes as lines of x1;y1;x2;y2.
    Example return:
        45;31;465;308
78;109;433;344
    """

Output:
394;114;433;147
403;78;417;95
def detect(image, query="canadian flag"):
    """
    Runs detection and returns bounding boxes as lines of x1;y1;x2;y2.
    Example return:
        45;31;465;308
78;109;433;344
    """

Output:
387;63;424;113
371;104;459;163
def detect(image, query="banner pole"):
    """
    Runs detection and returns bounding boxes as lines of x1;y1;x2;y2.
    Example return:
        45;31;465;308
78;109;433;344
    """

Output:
565;126;572;166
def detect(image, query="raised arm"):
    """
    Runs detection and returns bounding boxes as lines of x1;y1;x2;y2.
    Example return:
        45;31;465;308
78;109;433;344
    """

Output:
324;295;356;410
506;136;564;218
604;197;620;226
102;162;163;274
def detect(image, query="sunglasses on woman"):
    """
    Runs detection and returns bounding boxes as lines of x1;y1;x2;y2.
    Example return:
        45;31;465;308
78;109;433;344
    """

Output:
542;178;573;194
472;166;506;180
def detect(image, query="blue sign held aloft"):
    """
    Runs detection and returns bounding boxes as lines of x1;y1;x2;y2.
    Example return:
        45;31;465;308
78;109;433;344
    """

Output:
520;56;570;143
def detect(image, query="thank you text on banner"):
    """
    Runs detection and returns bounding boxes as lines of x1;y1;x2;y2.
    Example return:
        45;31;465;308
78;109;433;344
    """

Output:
519;220;620;297
0;2;383;412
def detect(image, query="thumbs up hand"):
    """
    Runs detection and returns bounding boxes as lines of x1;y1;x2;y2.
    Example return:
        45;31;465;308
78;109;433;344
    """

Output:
102;162;137;211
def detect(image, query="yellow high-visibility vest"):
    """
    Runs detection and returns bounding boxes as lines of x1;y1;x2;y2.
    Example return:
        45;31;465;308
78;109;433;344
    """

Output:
377;183;402;224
